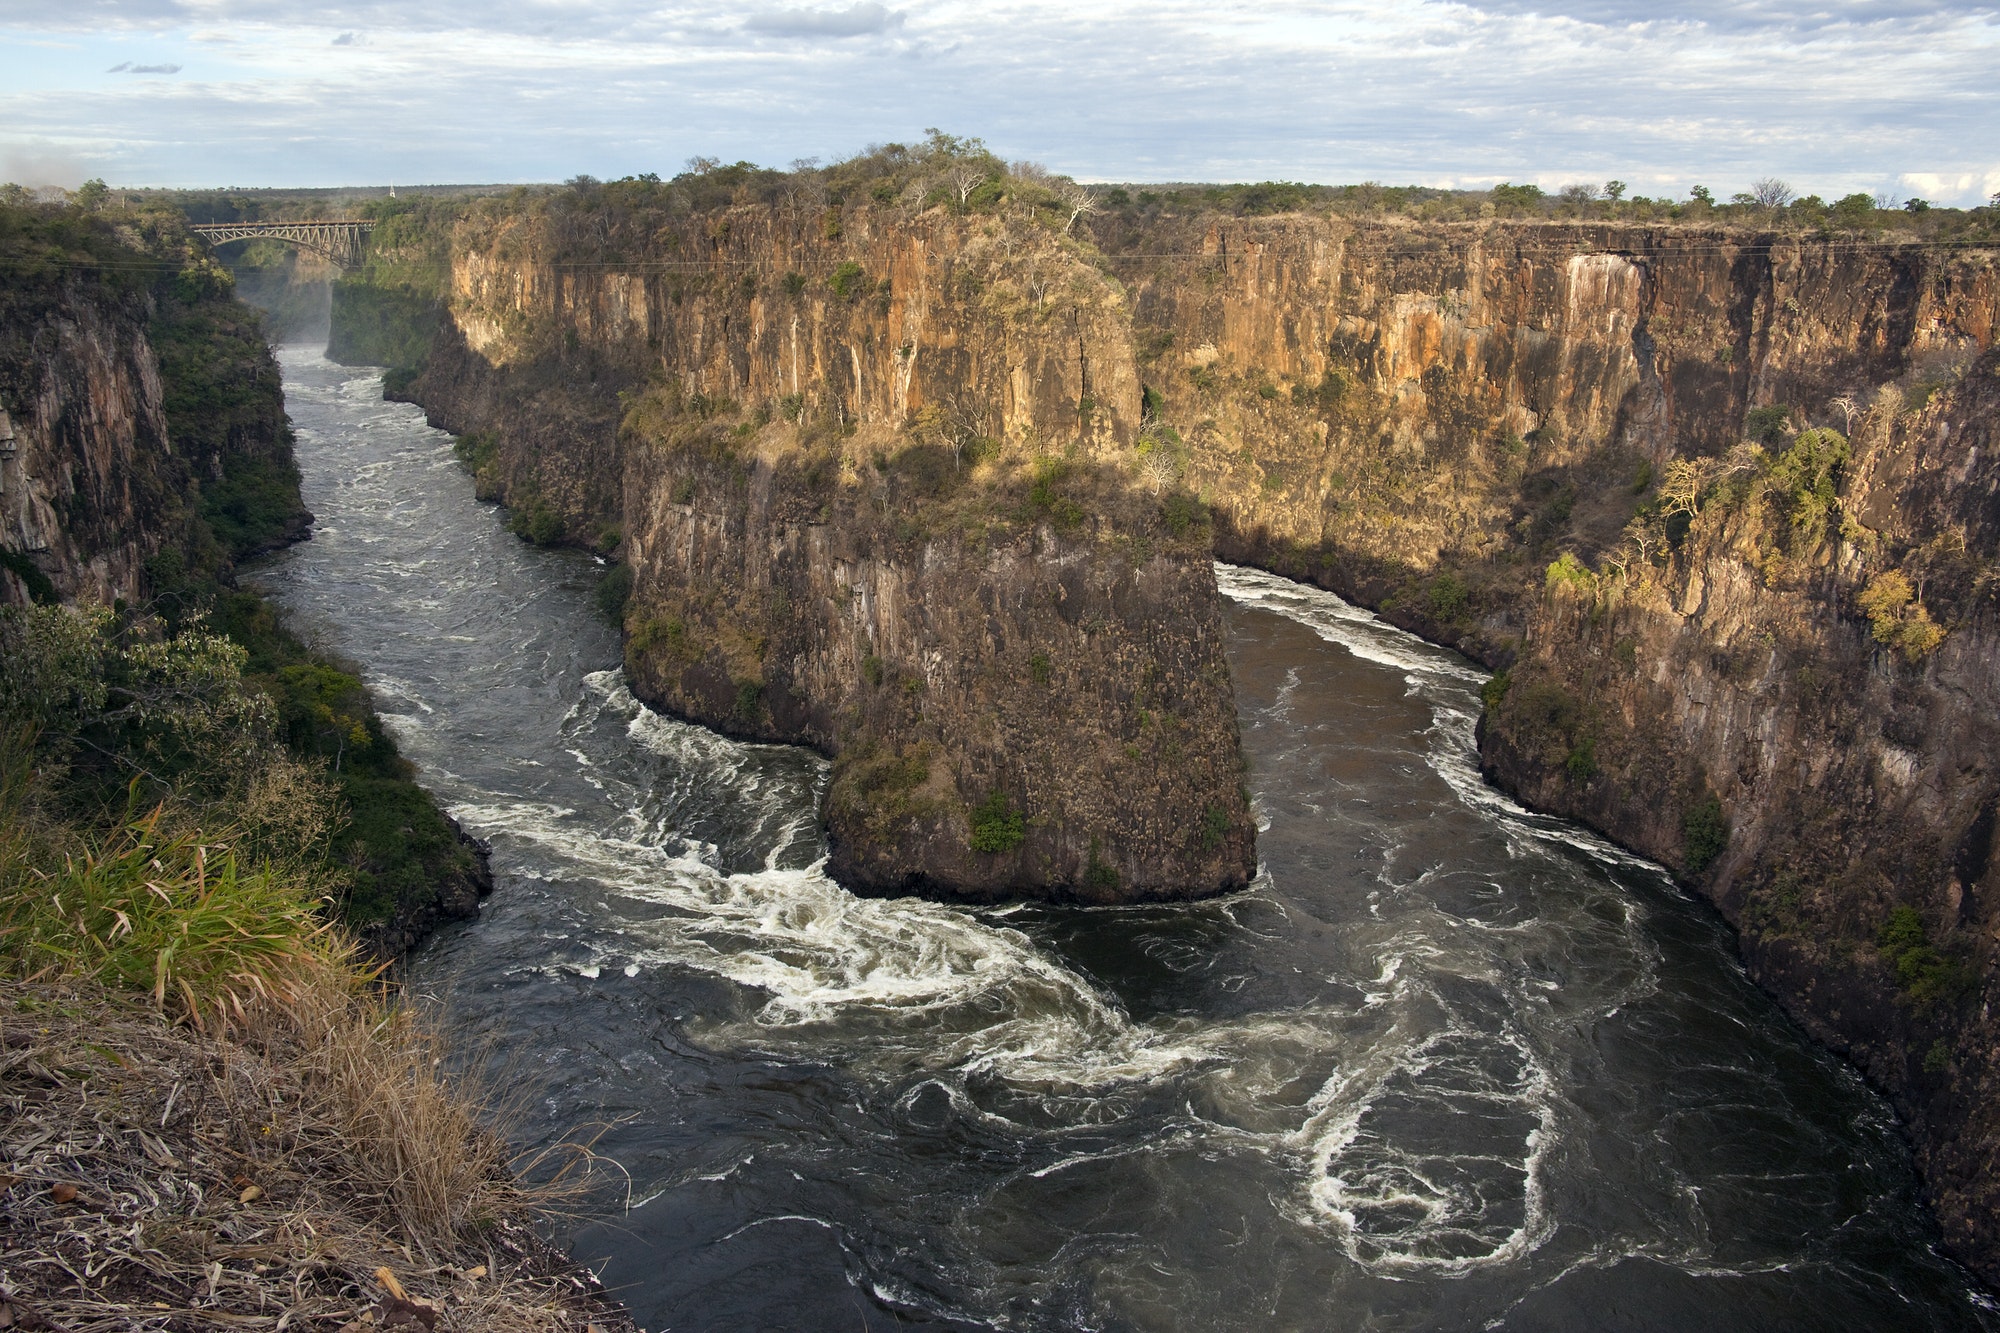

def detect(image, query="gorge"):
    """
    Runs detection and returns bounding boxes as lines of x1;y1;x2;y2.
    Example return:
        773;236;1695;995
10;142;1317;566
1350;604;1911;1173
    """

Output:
7;174;2000;1328
315;171;2000;1297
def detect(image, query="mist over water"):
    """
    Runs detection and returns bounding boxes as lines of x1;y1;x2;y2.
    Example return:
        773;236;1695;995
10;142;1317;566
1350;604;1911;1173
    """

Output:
256;347;1999;1331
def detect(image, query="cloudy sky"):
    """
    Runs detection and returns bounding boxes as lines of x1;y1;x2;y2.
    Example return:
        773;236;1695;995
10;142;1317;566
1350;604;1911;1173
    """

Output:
3;1;1997;202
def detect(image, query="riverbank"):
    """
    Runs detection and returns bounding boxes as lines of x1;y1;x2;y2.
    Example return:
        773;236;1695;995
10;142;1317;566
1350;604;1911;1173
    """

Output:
0;976;639;1333
0;194;643;1331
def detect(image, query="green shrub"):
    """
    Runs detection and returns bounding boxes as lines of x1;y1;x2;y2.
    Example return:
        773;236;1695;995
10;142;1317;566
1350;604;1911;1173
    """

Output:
1025;458;1086;531
1682;794;1729;876
1200;804;1229;851
1564;733;1598;782
1161;491;1208;538
969;791;1025;853
1746;403;1791;444
1427;570;1469;622
1545;552;1597;594
828;261;867;300
1082;848;1119;894
1877;906;1974;1013
733;679;763;720
453;430;498;473
508;501;564;546
1029;651;1052;684
862;654;884;687
1480;669;1511;713
783;271;807;297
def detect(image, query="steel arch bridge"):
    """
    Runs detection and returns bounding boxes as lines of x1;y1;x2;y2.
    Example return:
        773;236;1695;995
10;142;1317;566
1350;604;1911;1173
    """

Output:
188;220;374;270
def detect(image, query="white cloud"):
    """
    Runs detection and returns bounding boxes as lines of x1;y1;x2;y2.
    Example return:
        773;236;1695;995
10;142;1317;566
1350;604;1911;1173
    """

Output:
743;4;903;38
2;1;1996;201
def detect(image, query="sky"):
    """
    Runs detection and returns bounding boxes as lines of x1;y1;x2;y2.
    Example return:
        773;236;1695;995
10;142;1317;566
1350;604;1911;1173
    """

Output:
3;1;1997;203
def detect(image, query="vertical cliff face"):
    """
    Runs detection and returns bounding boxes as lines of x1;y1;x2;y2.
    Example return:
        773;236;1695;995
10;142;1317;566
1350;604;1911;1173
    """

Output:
1479;353;2000;1272
381;201;1255;901
0;217;313;610
1;264;182;607
338;192;2000;1274
1100;217;1995;658
1091;210;2000;1279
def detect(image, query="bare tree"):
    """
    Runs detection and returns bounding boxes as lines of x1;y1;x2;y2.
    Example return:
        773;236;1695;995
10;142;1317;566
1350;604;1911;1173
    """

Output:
944;160;989;210
1558;183;1597;212
1139;448;1181;493
1621;514;1664;570
1829;394;1860;431
1055;180;1101;235
1751;177;1794;208
1659;457;1718;517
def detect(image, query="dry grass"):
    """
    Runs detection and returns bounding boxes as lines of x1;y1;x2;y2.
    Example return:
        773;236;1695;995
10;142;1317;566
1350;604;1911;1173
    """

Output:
0;977;635;1333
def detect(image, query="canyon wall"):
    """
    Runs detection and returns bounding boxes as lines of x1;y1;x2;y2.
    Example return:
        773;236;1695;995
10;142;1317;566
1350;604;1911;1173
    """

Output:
373;202;1256;901
338;194;2000;1276
0;203;487;956
1101;213;2000;1279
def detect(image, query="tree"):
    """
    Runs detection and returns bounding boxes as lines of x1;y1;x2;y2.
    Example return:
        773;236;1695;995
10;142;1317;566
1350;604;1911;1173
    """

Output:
1055;179;1101;235
1751;177;1794;208
1688;185;1715;206
1904;197;1931;214
72;178;110;211
1830;394;1860;431
944;159;989;210
1659;457;1718;518
1604;179;1628;202
1558;183;1597;211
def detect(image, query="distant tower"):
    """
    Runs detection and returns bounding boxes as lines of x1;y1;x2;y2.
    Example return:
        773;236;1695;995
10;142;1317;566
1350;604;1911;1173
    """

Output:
389;181;397;199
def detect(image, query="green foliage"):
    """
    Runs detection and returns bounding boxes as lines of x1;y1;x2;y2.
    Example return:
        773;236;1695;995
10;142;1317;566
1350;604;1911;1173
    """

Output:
593;564;633;627
1082;846;1120;894
969;791;1025;854
1745;404;1792;445
1161;491;1209;538
0;808;330;1030
1029;651;1052;684
733;679;763;720
1545;552;1598;594
508;499;565;546
782;271;807;297
1878;906;1975;1013
828;261;868;300
1141;385;1168;420
1682;794;1729;876
1480;669;1511;713
1564;733;1598;782
1924;1039;1951;1074
1025;457;1087;531
1426;570;1469;622
1766;427;1849;538
328;279;440;376
861;654;885;687
1200;804;1229;851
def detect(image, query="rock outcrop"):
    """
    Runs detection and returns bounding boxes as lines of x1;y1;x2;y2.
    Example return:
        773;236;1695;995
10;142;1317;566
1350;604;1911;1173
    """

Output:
1101;212;2000;1280
334;190;2000;1275
359;201;1257;902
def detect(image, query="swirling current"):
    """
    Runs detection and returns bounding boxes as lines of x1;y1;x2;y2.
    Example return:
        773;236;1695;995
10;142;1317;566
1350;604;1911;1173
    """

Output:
254;348;2000;1331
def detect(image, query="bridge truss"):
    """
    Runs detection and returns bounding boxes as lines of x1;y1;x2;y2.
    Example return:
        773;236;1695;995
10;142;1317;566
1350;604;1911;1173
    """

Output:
188;220;374;270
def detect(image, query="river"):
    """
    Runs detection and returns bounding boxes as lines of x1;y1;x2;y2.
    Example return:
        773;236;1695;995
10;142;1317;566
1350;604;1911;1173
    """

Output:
254;347;2000;1332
